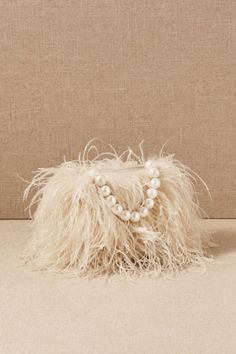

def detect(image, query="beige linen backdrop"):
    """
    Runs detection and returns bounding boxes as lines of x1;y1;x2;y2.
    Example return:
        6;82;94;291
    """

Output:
0;0;235;219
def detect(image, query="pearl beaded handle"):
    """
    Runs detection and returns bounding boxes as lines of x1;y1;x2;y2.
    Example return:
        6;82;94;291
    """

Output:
90;159;161;223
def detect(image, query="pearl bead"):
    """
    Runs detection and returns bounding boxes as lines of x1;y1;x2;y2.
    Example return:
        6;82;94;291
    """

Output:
121;210;131;221
106;195;116;207
88;169;97;177
147;188;158;199
145;198;154;209
145;160;157;169
95;175;106;186
150;178;160;189
130;211;140;222
112;203;123;214
100;185;111;197
145;160;153;169
139;206;149;218
148;168;160;178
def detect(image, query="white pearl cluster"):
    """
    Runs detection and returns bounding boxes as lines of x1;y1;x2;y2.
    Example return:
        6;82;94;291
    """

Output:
90;159;161;223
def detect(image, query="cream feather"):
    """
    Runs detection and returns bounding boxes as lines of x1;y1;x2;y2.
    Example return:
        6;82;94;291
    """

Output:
23;143;212;277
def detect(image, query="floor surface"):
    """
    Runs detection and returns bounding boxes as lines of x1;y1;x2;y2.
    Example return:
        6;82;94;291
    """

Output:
0;220;236;354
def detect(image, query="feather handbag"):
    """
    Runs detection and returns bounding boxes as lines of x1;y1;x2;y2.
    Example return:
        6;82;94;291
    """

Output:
23;142;211;277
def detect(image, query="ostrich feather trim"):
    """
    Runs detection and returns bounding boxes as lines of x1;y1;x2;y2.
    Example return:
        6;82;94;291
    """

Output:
23;142;212;277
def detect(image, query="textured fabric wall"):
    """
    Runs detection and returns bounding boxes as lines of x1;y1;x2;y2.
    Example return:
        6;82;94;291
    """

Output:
0;0;235;219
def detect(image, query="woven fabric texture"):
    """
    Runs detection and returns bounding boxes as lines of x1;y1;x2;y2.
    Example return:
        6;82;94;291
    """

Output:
0;1;235;218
